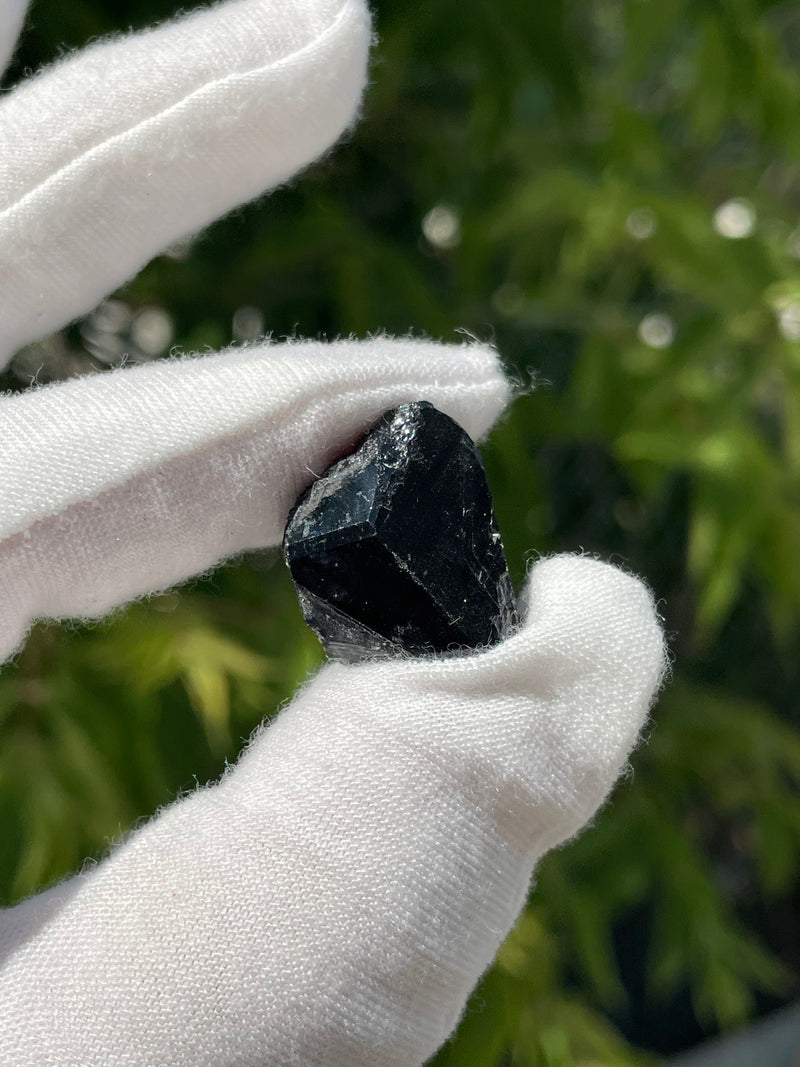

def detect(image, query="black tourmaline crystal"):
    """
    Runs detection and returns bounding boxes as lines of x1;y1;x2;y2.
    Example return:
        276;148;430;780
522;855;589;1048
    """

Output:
283;401;517;663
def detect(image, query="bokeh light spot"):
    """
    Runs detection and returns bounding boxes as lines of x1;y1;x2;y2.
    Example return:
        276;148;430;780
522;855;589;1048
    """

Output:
626;207;657;240
422;204;461;249
638;311;675;348
713;198;756;239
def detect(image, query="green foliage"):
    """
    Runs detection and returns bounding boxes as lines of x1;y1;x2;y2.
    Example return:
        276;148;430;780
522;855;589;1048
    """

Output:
436;912;657;1067
90;600;274;753
4;0;800;1061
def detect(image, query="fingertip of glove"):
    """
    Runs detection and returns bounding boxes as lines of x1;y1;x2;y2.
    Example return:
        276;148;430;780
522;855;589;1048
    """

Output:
520;554;667;682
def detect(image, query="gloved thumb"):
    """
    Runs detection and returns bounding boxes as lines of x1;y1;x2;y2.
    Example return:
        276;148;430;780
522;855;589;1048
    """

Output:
0;553;665;1066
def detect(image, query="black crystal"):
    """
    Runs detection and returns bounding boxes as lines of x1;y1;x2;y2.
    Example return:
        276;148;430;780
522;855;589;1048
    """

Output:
283;401;518;663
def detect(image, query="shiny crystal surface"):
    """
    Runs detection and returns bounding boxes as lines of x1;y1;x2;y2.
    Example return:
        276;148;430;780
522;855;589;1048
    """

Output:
283;401;518;662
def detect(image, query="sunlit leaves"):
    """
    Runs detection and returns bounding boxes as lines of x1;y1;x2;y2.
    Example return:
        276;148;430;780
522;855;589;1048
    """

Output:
89;601;273;754
435;912;653;1067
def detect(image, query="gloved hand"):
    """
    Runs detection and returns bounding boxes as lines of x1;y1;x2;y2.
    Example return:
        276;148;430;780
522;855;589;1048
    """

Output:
0;3;666;1064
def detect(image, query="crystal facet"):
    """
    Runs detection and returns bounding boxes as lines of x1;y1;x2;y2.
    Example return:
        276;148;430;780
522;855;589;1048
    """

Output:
283;401;518;662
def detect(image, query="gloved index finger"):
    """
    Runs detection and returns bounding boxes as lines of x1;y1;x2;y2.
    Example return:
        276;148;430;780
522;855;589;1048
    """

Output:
0;0;371;368
0;337;511;666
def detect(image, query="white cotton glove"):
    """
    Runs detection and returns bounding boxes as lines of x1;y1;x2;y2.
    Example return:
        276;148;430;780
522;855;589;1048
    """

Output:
0;3;667;1065
0;0;370;364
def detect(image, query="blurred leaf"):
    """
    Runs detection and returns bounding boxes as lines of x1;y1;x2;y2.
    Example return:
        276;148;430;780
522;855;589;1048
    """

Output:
89;601;272;753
